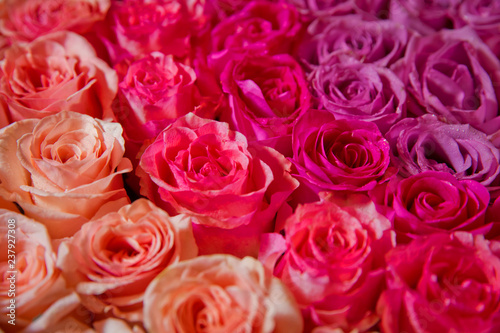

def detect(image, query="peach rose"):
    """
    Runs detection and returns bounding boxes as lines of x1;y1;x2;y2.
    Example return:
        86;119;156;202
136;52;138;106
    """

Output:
0;0;110;43
57;199;198;323
0;31;117;124
143;254;303;333
0;210;77;331
0;111;132;239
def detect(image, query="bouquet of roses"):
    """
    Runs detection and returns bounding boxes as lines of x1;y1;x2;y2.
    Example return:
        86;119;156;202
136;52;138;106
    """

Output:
0;0;500;332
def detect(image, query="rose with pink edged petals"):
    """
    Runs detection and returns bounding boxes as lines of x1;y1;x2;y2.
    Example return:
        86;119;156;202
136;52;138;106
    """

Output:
57;199;198;324
0;111;132;239
0;0;110;43
385;171;493;243
98;0;207;63
310;57;406;134
137;113;299;257
208;1;302;73
385;114;500;191
0;210;78;331
291;110;394;202
260;193;395;332
393;27;500;136
112;51;199;160
0;31;118;124
220;53;312;156
144;254;303;333
378;232;500;333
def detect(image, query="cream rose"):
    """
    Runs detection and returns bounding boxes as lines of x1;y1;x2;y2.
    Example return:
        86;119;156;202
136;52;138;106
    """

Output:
0;111;132;238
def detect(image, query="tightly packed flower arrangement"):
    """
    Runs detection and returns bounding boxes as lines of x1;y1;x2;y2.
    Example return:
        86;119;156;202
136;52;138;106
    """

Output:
0;0;500;332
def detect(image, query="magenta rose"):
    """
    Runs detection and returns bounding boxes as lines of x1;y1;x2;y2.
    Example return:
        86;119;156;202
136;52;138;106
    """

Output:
378;232;500;333
112;52;199;157
285;0;389;18
458;0;500;57
220;53;312;156
260;193;395;332
208;1;302;73
291;110;394;200
385;114;500;191
393;27;500;135
384;171;492;243
0;31;117;123
137;113;299;257
298;15;408;69
389;0;461;34
98;0;207;63
0;0;110;43
310;57;406;133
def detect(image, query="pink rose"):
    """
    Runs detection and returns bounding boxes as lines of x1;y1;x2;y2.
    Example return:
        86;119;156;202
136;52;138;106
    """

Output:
383;171;493;243
220;53;312;156
0;111;132;239
98;0;207;63
378;232;500;333
260;193;395;332
298;15;409;69
144;254;303;333
57;199;197;323
0;210;77;331
0;0;110;43
310;57;406;133
208;1;302;73
0;31;118;123
137;113;299;257
393;27;500;135
112;51;199;158
389;0;461;34
291;110;395;202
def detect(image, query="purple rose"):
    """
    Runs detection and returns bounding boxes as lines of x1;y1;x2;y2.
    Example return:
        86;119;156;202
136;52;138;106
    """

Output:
385;115;500;190
389;0;461;35
298;15;408;68
310;57;406;133
208;1;302;73
291;110;394;199
220;54;312;156
393;27;500;135
459;0;500;58
378;232;500;333
284;0;389;18
384;171;492;243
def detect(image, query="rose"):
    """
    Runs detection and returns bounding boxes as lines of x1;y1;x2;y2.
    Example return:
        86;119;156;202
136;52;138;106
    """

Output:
458;0;500;57
0;210;78;331
98;0;207;63
137;113;299;257
290;110;394;200
57;199;197;322
220;53;312;156
385;114;500;190
388;0;461;34
284;0;389;18
144;254;303;333
0;31;118;123
377;232;500;333
208;1;302;73
112;51;199;159
297;15;408;69
260;193;394;332
393;27;500;135
384;171;492;243
0;111;132;239
0;0;110;43
310;57;406;133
